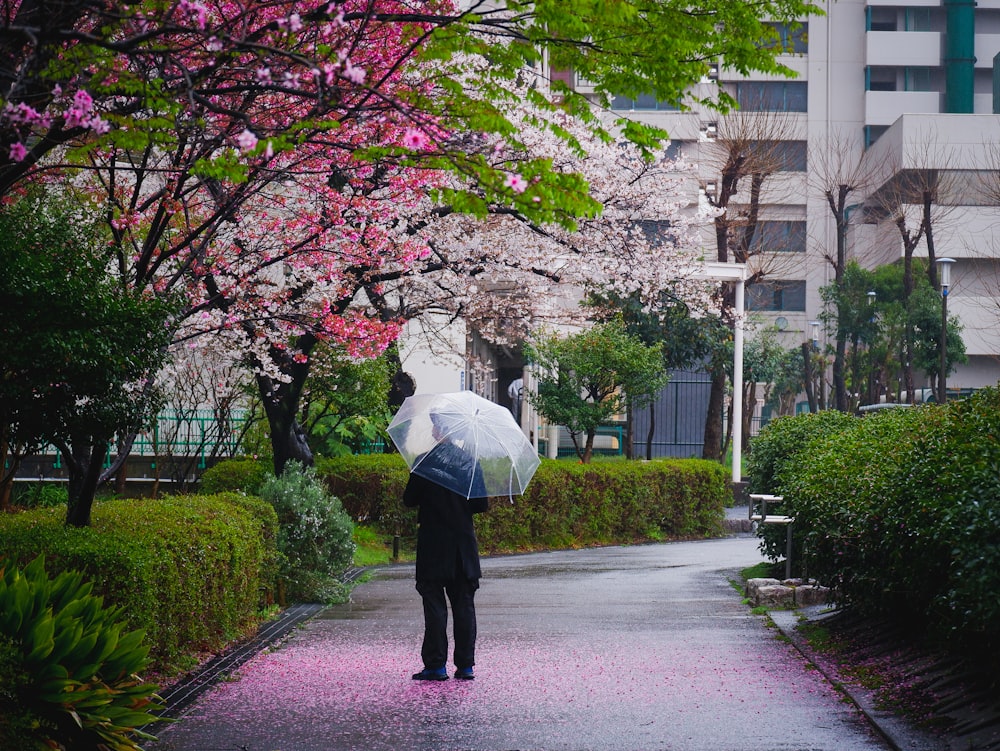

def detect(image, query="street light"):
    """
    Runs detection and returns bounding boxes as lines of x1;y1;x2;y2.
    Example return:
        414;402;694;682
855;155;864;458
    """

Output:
809;320;820;350
936;258;956;404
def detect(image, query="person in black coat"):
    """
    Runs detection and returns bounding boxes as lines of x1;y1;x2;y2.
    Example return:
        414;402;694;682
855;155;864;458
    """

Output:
404;419;489;681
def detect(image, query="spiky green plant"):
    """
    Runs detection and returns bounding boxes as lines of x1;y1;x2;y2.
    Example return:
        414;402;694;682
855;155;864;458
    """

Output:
0;555;163;750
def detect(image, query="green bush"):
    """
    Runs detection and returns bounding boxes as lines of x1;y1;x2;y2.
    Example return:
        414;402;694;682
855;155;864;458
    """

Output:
319;453;411;529
198;458;269;495
746;409;856;494
0;555;162;751
320;455;728;552
0;494;278;674
762;388;1000;662
776;406;928;591
259;462;356;603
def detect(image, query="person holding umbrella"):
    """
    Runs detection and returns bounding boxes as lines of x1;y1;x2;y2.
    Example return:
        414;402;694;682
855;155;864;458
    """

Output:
388;390;541;681
404;412;488;681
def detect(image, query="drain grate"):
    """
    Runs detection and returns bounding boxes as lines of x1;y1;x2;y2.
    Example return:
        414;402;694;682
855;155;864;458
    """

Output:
153;602;324;720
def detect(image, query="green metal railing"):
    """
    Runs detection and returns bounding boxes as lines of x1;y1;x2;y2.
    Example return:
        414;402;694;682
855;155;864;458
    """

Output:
43;408;248;471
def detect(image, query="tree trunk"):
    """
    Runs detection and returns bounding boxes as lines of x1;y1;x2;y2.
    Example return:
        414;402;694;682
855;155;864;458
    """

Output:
258;372;315;476
254;334;318;476
741;380;757;453
702;367;726;460
64;437;110;528
645;402;656;461
623;399;634;460
802;342;817;413
833;334;849;411
582;430;596;464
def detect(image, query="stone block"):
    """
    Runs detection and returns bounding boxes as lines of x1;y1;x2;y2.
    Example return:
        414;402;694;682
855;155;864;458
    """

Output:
745;577;782;600
793;584;831;606
753;584;796;608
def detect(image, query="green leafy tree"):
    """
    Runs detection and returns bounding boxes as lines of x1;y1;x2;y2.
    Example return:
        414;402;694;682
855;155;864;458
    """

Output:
742;326;797;451
299;344;394;457
821;260;964;407
587;290;715;458
0;191;176;525
525;320;669;463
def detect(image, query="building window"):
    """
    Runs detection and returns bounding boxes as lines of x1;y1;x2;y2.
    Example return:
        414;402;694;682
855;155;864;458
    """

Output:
751;140;807;171
746;280;807;311
867;7;897;32
637;219;679;246
867;67;897;91
734;82;807;112
904;67;932;91
762;22;808;53
611;94;681;111
750;221;807;253
904;7;932;31
665;140;694;160
865;125;888;149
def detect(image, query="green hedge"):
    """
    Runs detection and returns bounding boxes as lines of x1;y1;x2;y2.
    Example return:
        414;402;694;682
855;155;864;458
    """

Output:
320;455;728;550
0;493;278;673
747;388;1000;660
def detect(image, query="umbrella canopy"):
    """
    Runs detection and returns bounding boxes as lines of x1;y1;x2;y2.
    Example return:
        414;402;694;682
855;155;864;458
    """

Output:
387;391;541;499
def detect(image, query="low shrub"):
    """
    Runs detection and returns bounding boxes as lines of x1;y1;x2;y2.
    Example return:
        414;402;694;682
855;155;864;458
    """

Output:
321;455;728;552
198;457;269;495
0;555;162;751
259;462;356;603
746;409;856;494
319;453;411;531
776;406;929;594
0;494;278;674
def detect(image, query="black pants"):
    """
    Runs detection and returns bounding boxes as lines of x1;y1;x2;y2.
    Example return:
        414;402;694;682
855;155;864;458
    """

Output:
416;578;479;670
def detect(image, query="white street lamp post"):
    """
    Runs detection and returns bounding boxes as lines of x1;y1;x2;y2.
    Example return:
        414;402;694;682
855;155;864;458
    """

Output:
693;262;747;485
936;258;956;404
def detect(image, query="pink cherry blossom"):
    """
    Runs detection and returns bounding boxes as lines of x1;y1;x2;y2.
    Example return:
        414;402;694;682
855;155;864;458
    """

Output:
401;128;429;150
342;60;366;85
9;142;27;161
504;173;528;194
236;129;258;152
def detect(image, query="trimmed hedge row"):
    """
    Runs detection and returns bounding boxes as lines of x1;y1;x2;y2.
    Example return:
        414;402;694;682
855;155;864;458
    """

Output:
747;387;1000;659
320;455;729;550
0;493;278;673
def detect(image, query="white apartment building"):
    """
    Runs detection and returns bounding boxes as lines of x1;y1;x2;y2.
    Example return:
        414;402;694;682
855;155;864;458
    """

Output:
609;0;1000;394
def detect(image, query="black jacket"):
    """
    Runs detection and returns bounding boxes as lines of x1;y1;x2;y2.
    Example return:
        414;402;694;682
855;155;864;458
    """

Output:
403;470;488;582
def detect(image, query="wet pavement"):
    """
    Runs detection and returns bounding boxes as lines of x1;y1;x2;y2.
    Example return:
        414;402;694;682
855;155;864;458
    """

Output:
148;536;897;751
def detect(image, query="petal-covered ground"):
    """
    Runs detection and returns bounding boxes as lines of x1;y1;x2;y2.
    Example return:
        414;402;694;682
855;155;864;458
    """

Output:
150;538;891;751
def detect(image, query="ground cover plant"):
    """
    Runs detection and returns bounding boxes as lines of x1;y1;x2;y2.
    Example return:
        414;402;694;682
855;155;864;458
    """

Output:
0;556;162;751
318;453;729;553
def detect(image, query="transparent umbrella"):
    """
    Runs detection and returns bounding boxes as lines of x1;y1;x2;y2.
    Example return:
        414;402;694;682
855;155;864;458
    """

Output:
387;391;541;499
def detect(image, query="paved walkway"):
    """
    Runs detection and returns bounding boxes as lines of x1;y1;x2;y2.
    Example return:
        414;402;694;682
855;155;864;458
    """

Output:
146;535;914;751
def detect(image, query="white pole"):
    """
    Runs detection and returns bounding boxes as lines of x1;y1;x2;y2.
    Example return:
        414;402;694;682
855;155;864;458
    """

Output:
731;278;745;485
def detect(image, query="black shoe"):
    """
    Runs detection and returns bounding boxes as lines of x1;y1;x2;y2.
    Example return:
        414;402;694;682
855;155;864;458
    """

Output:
412;667;448;681
454;667;474;680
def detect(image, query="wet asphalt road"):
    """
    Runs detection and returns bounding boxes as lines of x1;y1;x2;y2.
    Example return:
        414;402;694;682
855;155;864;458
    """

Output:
148;536;891;751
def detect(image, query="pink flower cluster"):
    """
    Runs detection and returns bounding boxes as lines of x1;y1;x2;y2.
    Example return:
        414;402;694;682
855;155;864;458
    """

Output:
64;90;108;134
3;88;109;162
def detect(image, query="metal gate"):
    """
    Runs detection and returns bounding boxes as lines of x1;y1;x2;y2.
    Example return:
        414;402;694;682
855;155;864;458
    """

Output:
630;369;712;458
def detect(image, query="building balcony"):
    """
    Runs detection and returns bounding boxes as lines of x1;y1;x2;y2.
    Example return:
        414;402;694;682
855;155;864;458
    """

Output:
865;90;941;126
975;33;1000;68
866;31;941;67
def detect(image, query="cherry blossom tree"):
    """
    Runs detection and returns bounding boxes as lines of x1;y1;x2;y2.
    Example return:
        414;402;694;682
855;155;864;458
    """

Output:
1;0;822;519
